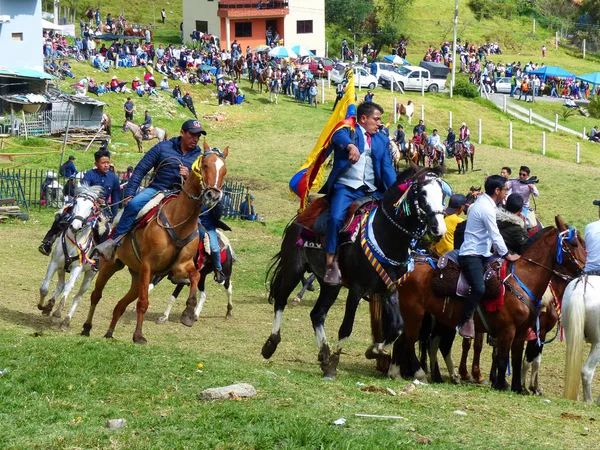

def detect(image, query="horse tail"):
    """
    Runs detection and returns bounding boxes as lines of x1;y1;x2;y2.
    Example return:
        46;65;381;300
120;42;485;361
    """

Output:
369;294;385;344
229;245;240;263
563;278;585;401
266;251;284;304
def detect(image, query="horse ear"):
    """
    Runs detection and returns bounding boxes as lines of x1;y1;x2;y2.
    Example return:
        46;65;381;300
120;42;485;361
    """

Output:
555;215;566;231
222;146;229;158
202;139;210;151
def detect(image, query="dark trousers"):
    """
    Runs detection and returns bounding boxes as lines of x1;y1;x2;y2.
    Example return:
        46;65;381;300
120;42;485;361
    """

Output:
457;255;486;324
42;213;68;244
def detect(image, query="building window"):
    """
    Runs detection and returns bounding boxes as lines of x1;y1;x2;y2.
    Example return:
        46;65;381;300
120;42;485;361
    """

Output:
235;22;252;38
297;20;313;34
195;20;208;33
12;33;23;41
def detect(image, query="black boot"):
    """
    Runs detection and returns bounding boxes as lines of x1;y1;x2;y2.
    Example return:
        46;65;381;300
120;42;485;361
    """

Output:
214;269;226;283
38;241;53;256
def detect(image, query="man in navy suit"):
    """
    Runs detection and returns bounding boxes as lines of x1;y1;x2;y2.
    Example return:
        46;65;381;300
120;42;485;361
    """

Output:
322;102;397;285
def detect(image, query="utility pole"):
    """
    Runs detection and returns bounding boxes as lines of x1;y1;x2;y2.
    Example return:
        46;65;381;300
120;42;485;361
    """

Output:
450;0;458;98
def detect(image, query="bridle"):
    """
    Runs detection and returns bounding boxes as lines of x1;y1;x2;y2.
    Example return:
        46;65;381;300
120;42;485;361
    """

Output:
69;193;102;228
380;174;445;240
521;227;585;280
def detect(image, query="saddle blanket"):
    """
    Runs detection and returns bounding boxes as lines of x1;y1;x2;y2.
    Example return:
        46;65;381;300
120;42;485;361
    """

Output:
195;229;228;269
295;196;377;249
433;250;507;312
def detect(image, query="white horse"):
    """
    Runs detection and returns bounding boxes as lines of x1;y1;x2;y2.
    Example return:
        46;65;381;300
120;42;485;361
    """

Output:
122;120;168;153
397;100;414;124
563;275;600;403
269;78;282;104
38;184;110;330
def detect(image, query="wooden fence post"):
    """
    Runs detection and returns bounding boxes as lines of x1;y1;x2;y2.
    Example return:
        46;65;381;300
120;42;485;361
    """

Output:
542;132;546;155
478;119;482;144
576;142;580;163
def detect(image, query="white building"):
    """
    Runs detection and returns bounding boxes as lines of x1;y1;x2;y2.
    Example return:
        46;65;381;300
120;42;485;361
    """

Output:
182;0;325;56
0;0;44;71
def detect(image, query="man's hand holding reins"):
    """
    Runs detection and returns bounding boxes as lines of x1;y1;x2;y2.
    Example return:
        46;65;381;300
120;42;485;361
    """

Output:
179;165;189;179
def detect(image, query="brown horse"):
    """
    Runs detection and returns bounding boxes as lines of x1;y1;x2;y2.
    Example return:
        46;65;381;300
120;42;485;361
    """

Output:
396;100;414;124
405;141;420;166
454;141;475;173
251;67;272;93
81;140;228;344
233;59;244;82
370;217;586;392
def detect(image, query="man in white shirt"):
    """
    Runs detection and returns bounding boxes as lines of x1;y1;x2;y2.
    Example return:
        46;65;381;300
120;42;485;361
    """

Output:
585;200;600;274
457;175;520;338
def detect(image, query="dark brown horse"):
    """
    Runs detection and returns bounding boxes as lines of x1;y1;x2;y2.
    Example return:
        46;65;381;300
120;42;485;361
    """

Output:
233;59;244;82
454;141;475;173
370;217;586;392
81;140;228;343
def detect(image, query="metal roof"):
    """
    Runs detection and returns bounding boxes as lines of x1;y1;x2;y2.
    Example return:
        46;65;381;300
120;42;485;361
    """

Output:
0;89;105;107
0;67;54;80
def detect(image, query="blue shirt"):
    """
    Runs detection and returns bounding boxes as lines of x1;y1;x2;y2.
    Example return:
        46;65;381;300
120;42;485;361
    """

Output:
82;168;121;218
124;137;203;199
63;161;78;178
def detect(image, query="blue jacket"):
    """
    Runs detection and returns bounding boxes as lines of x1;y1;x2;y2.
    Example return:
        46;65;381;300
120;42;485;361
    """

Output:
63;161;78;178
321;126;396;197
82;168;121;218
124;137;203;198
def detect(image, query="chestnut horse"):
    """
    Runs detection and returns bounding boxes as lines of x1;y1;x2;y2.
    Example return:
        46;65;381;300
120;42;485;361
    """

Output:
370;217;586;392
251;67;272;93
81;141;228;343
454;141;475;173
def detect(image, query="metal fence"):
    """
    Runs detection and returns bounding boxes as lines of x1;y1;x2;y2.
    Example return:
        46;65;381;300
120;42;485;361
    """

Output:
0;168;250;216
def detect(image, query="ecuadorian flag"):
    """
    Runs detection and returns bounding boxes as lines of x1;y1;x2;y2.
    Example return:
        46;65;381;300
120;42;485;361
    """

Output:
289;68;357;209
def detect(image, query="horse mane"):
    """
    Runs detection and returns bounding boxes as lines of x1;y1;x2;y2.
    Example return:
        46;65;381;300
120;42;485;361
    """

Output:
76;183;104;199
522;226;554;253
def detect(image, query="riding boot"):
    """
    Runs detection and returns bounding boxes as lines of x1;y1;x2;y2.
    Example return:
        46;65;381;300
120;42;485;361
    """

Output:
39;215;66;255
93;234;126;260
214;269;226;283
323;260;341;285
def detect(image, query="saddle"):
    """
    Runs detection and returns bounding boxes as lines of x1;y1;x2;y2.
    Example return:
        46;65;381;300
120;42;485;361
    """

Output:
195;229;229;269
295;196;377;249
431;250;507;312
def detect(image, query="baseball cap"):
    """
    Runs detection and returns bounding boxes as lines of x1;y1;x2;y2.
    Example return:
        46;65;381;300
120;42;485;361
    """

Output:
181;120;206;135
68;155;76;161
445;194;467;215
593;200;600;206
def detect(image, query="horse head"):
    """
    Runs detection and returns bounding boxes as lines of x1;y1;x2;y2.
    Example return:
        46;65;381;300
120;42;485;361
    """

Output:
383;164;447;239
190;140;228;207
69;184;103;232
121;120;131;133
554;215;587;275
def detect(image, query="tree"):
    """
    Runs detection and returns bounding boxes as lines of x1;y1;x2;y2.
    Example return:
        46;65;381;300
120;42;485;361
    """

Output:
325;0;373;30
581;0;600;24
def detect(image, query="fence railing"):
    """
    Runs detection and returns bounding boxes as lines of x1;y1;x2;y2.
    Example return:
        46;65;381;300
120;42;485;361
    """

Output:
0;168;251;217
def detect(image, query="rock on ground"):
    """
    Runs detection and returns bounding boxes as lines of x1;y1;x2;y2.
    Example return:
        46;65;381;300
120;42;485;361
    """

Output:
198;383;257;400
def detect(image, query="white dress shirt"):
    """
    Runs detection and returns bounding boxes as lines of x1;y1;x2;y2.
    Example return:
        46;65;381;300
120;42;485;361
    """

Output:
459;193;509;257
585;219;600;272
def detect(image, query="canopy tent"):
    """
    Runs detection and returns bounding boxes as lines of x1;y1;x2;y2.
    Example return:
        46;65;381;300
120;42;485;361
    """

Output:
42;19;61;31
577;72;600;87
383;55;409;66
528;65;576;80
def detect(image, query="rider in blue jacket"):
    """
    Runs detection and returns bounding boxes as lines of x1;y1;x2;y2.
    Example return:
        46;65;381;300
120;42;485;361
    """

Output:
94;120;206;259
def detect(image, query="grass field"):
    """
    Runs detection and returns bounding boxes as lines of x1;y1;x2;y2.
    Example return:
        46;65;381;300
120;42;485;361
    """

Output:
1;2;600;448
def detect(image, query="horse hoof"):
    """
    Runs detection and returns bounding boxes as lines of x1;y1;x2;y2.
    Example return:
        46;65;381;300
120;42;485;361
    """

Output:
133;335;148;345
451;376;461;385
520;387;530;395
375;355;392;374
290;296;301;307
104;331;113;339
261;333;281;359
37;304;45;311
493;381;510;391
41;307;53;317
51;315;62;324
322;376;335;381
59;318;70;331
155;315;168;325
462;375;475;384
225;313;232;320
180;313;195;328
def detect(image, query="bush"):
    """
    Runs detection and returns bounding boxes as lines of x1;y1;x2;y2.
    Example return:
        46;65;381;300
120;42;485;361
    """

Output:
453;77;480;98
589;96;600;119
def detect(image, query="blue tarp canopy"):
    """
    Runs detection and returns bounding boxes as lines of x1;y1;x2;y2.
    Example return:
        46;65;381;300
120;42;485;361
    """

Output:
94;33;132;41
0;67;54;80
528;66;576;80
577;72;600;86
383;55;410;65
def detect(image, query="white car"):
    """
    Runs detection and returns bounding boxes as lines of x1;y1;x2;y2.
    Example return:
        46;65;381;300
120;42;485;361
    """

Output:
369;62;395;85
330;66;378;89
494;76;520;95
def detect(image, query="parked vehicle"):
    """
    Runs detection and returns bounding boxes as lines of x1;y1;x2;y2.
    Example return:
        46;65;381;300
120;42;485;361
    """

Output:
330;65;378;89
300;56;335;77
494;76;520;95
379;62;448;93
368;62;395;85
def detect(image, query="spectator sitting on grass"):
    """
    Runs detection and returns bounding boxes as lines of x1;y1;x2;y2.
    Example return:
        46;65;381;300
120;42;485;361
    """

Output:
160;76;171;92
